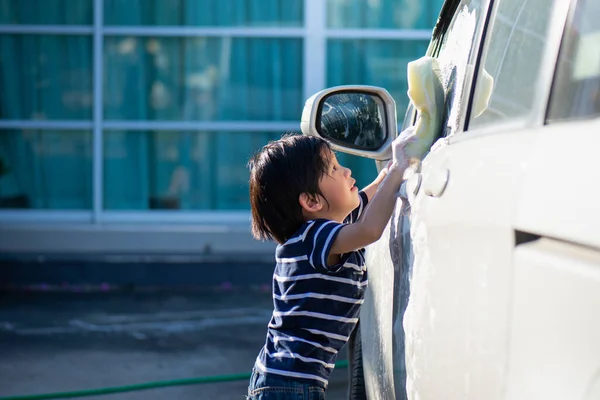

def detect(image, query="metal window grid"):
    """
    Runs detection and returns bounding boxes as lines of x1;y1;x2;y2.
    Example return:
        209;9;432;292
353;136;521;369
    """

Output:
0;0;431;224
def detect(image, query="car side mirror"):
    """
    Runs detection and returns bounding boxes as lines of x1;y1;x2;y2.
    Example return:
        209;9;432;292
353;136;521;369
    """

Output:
300;85;398;161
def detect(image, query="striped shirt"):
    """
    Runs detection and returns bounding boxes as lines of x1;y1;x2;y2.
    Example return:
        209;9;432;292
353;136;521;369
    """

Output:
255;191;369;387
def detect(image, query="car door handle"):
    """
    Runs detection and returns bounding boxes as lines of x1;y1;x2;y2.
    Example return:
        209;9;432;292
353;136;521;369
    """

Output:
423;169;449;197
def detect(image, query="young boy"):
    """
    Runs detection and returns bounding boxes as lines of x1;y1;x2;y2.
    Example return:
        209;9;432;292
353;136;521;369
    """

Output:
247;129;415;399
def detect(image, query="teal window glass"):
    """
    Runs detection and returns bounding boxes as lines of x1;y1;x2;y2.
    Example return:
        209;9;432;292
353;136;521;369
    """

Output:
0;0;92;25
103;130;282;210
104;37;303;121
0;35;93;120
327;39;429;187
327;0;444;29
0;130;92;209
328;40;429;129
104;0;303;27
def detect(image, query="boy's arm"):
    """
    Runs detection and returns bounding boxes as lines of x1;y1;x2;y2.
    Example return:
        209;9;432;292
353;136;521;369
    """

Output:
330;166;404;254
361;161;391;202
330;127;417;255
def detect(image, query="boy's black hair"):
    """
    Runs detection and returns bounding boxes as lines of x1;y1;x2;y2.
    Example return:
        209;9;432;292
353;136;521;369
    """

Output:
248;133;332;244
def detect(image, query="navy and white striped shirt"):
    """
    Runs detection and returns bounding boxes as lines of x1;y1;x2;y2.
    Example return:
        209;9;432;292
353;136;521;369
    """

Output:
255;191;369;386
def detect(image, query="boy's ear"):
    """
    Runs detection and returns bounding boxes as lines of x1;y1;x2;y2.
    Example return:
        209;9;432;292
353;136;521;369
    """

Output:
299;192;323;213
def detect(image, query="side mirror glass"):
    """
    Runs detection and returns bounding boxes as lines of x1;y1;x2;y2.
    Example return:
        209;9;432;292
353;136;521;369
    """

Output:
301;85;397;160
318;92;387;151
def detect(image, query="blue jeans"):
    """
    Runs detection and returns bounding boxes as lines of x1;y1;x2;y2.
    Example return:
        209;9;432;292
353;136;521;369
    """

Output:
246;368;326;400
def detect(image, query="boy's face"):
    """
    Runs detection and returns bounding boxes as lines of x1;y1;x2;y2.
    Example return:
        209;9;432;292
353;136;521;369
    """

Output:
318;151;361;222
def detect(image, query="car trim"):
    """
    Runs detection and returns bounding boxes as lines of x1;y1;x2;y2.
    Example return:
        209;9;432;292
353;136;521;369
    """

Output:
544;0;583;125
533;0;572;127
462;0;496;132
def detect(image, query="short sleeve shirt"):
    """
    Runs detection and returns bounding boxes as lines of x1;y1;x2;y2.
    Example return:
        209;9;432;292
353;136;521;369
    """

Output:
255;191;369;386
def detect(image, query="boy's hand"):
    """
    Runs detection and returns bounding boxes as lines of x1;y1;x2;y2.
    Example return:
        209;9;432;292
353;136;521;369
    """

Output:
390;127;418;173
361;127;419;202
331;127;419;254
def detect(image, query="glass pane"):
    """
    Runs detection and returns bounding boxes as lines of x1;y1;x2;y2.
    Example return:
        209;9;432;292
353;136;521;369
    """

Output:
104;37;303;121
319;92;387;150
0;35;93;120
468;0;554;128
548;0;600;122
327;0;442;29
0;130;92;209
432;0;485;137
104;0;303;27
0;0;92;25
103;130;282;210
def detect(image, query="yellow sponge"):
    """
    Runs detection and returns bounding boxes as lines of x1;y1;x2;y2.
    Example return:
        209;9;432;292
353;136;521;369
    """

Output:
405;56;445;160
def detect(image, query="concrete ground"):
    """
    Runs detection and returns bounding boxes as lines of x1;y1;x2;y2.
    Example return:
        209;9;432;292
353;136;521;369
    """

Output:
0;289;349;399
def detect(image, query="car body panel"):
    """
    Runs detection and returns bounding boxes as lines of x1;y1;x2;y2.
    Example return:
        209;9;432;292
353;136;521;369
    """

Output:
506;119;600;399
514;119;600;249
507;238;600;400
404;127;536;399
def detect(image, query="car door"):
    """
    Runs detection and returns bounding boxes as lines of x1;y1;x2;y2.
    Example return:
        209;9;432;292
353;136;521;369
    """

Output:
507;1;600;398
360;1;491;399
402;0;568;399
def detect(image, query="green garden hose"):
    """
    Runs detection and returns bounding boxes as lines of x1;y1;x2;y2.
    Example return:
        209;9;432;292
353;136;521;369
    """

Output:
0;360;348;400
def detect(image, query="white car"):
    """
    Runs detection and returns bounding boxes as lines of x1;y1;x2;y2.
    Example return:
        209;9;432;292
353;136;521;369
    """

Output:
302;0;600;398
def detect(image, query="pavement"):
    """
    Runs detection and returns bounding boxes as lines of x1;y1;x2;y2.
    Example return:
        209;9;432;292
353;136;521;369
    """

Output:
0;288;349;399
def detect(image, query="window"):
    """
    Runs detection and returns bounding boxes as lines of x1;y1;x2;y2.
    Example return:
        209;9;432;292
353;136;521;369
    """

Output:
0;130;92;209
468;0;555;129
104;0;303;27
0;0;443;214
426;0;486;138
327;0;444;29
0;35;92;120
102;130;280;210
0;0;92;25
328;40;429;126
103;37;303;121
547;0;600;122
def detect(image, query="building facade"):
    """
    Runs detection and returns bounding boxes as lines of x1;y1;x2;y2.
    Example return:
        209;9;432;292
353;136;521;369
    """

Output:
0;0;440;257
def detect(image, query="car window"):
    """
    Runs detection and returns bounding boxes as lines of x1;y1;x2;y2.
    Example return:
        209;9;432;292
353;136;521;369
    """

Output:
427;0;486;138
547;0;600;123
467;0;555;129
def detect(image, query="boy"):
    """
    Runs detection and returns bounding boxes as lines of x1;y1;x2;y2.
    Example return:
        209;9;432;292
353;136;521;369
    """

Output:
247;129;415;399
